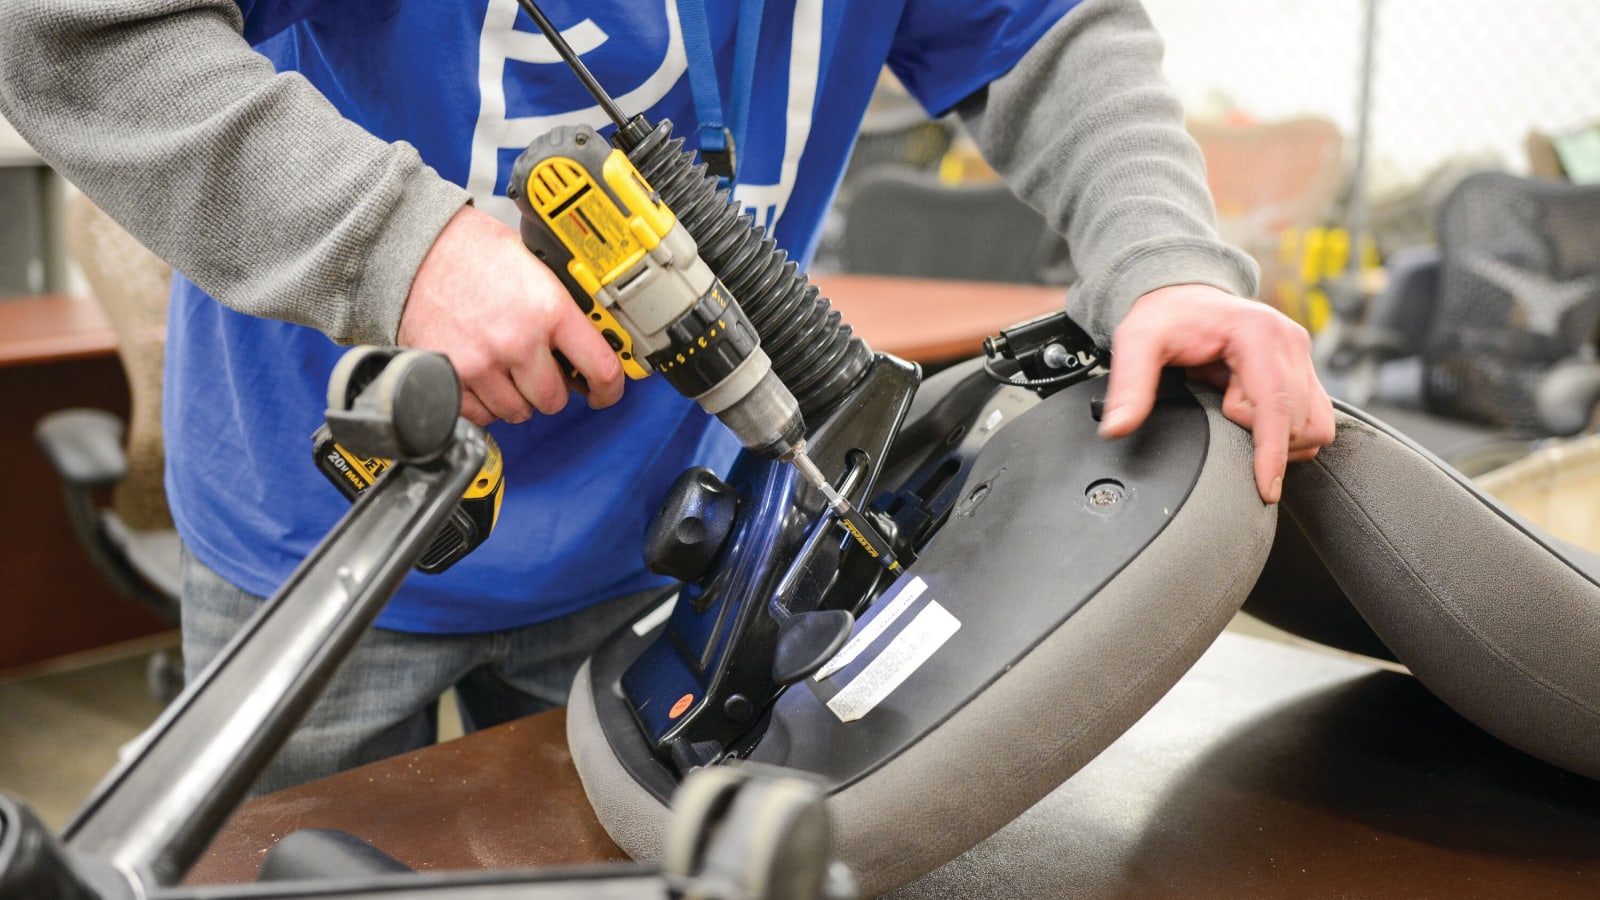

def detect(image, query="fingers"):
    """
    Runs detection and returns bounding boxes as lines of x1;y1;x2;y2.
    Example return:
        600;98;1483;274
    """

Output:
461;390;495;428
397;205;628;426
550;312;625;409
1218;330;1297;504
466;307;620;422
470;311;615;422
457;350;536;424
1100;284;1337;506
1098;321;1167;439
1239;374;1294;505
1299;361;1337;452
511;349;572;417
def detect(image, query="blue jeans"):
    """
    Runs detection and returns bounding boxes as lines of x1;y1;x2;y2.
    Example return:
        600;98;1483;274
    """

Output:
179;545;663;796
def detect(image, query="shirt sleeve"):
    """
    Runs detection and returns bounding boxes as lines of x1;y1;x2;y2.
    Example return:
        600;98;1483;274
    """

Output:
953;0;1259;345
885;0;1081;117
0;0;467;346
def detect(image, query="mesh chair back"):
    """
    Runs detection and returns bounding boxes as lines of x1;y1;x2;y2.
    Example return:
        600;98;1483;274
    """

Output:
838;167;1064;284
1422;172;1600;432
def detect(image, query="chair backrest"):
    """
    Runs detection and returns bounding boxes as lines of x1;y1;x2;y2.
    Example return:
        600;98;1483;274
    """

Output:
1188;116;1345;245
62;191;174;531
1420;172;1600;432
837;167;1066;284
1186;116;1345;319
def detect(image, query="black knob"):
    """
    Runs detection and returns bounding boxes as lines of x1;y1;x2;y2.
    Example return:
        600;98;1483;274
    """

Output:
643;467;738;583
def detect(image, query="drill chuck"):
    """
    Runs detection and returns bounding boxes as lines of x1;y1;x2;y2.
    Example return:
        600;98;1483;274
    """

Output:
510;123;806;460
715;369;806;459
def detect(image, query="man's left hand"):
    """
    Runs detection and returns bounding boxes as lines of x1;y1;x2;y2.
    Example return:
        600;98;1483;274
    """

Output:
1096;284;1336;504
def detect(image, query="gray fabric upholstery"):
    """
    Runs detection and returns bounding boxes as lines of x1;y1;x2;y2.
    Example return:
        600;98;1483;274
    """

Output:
567;388;1275;895
1275;406;1600;779
1243;507;1398;664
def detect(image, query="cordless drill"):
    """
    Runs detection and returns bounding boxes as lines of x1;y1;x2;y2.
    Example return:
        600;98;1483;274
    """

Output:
509;124;903;575
510;125;805;461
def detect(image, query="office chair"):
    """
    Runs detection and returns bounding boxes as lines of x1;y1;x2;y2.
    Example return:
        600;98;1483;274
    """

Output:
836;167;1070;285
1319;170;1600;475
33;191;182;699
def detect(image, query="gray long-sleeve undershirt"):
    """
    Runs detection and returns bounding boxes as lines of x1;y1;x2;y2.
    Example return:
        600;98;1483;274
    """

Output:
961;0;1259;342
0;0;1255;349
0;0;468;346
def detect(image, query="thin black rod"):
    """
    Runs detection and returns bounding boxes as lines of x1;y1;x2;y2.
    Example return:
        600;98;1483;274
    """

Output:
515;0;630;131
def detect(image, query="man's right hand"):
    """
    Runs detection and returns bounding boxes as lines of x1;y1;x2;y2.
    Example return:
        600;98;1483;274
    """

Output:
397;205;625;426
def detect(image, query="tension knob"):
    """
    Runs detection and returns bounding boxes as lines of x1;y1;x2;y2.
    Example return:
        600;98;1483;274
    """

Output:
644;467;739;583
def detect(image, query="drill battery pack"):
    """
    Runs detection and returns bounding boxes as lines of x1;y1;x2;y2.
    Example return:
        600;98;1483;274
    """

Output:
311;424;504;574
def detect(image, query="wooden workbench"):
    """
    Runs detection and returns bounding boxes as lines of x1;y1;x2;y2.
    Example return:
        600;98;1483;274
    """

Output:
0;276;1059;370
0;276;1058;671
0;293;116;367
814;273;1064;364
186;632;1600;896
0;294;166;672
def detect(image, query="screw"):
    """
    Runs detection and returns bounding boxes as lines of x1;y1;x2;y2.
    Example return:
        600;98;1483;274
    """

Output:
1086;479;1125;507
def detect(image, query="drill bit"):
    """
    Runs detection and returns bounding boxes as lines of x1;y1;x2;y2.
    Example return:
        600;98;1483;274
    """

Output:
787;446;904;575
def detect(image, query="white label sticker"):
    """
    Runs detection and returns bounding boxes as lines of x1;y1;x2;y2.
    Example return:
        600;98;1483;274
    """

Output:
631;592;679;636
825;601;960;723
813;576;928;681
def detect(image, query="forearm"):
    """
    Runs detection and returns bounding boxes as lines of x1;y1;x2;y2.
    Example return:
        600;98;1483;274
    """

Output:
956;0;1258;346
0;0;467;345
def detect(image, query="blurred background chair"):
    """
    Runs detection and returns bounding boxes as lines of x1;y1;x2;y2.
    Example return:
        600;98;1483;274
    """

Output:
1186;115;1346;329
1319;170;1600;474
33;191;182;700
814;68;1074;286
836;167;1070;285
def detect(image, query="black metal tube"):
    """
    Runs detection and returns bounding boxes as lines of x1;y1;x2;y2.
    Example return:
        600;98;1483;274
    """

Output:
60;423;489;889
513;0;631;132
625;122;875;418
147;866;673;899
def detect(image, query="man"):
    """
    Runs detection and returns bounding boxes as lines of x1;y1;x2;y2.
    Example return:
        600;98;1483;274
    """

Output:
0;0;1333;793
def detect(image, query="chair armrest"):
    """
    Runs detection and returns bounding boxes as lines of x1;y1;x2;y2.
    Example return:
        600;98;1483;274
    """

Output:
1535;360;1600;436
34;408;128;489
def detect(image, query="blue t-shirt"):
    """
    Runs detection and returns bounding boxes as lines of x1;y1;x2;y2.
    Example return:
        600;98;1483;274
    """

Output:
167;0;1077;633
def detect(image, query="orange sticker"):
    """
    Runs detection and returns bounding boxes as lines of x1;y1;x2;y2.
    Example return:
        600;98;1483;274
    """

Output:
669;693;695;719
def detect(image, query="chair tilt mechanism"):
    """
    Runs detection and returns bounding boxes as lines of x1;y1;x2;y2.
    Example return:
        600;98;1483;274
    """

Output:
7;311;1600;898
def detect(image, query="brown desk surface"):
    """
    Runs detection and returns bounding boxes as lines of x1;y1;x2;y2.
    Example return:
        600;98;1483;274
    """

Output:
0;293;117;367
188;632;1600;896
814;273;1063;364
0;277;1057;369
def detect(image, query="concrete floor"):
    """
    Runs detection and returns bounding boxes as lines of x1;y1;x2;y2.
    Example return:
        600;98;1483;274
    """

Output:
0;635;174;829
0;633;466;830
